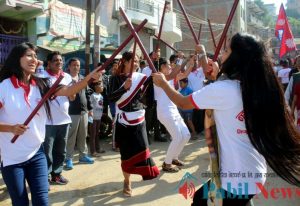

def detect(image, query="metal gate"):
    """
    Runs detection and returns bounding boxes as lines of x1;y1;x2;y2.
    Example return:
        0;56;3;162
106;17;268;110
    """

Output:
0;34;27;65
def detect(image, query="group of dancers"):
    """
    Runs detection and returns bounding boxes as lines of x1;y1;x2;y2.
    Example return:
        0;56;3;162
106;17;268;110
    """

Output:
1;32;300;206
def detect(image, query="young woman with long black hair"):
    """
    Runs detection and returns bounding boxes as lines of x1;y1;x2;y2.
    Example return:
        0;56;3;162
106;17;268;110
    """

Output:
108;51;159;197
153;33;300;206
0;42;101;206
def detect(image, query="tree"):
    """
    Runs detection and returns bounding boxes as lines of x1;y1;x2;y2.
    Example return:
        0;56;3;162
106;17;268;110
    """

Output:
288;17;300;37
253;0;274;27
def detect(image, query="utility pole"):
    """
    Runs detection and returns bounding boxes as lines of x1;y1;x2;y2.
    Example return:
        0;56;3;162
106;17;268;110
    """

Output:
85;0;92;75
94;0;101;68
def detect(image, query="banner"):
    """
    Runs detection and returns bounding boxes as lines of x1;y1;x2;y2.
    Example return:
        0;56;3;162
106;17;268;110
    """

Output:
49;0;86;39
275;4;297;57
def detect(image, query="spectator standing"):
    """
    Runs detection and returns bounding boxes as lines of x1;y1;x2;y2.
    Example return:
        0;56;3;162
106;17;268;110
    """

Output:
43;51;72;185
65;58;94;170
0;42;101;206
90;81;105;156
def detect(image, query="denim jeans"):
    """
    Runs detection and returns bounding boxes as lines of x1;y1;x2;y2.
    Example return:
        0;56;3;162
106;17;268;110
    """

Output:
1;146;48;206
43;124;69;176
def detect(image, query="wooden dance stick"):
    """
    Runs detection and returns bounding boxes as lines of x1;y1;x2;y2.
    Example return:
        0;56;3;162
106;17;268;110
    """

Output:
155;1;170;52
11;75;64;143
207;19;217;49
213;0;240;61
88;19;148;83
129;40;137;78
224;35;227;50
176;0;199;44
153;34;178;53
11;21;149;143
198;24;202;41
119;7;157;73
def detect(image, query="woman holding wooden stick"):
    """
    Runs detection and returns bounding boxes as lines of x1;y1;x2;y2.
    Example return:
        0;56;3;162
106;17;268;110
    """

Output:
0;42;101;206
153;33;300;206
108;51;159;197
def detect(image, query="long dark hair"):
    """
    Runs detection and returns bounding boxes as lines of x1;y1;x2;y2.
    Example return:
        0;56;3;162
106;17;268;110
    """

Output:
220;33;300;186
115;51;133;75
0;42;52;120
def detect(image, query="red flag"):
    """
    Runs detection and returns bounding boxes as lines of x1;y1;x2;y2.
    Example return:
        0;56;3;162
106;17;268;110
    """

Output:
275;4;297;58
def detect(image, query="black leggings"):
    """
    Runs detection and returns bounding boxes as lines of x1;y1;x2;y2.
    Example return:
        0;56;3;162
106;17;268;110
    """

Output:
191;180;254;206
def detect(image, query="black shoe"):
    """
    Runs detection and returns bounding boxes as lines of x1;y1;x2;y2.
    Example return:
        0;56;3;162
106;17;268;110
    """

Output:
154;136;168;142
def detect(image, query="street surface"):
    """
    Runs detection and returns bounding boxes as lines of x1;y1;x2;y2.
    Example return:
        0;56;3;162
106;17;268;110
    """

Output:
1;135;299;206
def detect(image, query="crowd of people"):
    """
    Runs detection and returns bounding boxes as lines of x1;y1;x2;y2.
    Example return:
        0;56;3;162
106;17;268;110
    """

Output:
1;32;300;206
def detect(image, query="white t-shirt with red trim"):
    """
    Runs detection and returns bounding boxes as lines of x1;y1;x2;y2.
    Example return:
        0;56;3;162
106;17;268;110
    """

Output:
190;80;267;195
0;77;47;167
154;80;180;117
43;70;72;125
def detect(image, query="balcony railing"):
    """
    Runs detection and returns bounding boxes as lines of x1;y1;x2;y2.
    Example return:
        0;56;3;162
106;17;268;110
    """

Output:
125;0;154;16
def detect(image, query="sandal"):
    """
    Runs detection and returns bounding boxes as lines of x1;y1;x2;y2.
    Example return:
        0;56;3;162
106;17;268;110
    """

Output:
162;162;179;173
172;159;185;167
123;180;132;197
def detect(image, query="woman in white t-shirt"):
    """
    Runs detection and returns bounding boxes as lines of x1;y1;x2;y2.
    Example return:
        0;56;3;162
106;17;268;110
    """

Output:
153;33;300;206
154;58;195;172
0;42;101;206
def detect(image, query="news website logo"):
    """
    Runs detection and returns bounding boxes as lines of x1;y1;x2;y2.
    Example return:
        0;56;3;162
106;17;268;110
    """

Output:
175;172;198;199
176;172;300;201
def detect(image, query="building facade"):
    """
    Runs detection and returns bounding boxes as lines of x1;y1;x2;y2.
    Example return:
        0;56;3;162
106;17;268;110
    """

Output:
173;0;247;55
0;0;46;65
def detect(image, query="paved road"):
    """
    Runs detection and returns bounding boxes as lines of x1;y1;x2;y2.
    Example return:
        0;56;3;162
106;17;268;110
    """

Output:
1;136;299;205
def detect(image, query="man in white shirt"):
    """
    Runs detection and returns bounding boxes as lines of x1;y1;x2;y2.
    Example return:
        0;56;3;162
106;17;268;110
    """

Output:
43;51;72;185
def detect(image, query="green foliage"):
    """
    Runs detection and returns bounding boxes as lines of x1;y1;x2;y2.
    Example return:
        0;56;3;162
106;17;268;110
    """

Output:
254;0;274;27
288;17;300;37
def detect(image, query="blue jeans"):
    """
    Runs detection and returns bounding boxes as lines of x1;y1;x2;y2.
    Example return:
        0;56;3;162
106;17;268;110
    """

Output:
1;146;48;206
43;124;69;176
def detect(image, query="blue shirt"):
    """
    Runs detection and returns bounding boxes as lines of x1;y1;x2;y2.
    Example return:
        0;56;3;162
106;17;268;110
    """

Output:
179;86;193;112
